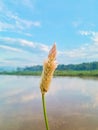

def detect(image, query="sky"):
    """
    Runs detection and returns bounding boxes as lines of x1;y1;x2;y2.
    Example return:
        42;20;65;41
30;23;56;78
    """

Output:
0;0;98;67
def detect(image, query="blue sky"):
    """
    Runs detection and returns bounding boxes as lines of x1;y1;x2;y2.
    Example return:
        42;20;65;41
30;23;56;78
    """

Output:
0;0;98;67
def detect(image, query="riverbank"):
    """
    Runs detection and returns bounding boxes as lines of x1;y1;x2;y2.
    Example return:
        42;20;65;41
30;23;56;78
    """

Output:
0;70;98;77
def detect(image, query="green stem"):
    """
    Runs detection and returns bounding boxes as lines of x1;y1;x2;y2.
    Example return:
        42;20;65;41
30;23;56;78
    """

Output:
42;94;50;130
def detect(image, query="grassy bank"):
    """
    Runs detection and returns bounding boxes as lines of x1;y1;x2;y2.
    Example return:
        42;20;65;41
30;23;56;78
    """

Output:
0;70;98;77
0;71;41;76
54;70;98;77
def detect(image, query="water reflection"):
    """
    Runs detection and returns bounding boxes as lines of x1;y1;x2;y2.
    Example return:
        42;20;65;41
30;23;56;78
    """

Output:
0;75;98;130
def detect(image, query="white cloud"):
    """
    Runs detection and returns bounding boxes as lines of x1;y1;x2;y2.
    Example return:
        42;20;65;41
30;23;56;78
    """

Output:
58;46;87;59
0;37;50;53
39;44;50;52
0;59;12;65
57;31;98;64
0;37;51;66
73;20;96;29
91;32;98;43
79;30;98;48
0;1;41;34
0;45;24;52
79;30;96;36
0;37;36;48
0;22;14;31
7;13;41;28
18;39;36;48
0;15;41;32
1;29;98;67
79;30;91;36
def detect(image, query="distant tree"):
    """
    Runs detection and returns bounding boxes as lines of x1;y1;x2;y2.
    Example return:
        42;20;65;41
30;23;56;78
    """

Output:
16;61;98;72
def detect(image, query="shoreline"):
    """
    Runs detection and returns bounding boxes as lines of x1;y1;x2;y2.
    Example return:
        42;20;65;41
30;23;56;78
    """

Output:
0;70;98;77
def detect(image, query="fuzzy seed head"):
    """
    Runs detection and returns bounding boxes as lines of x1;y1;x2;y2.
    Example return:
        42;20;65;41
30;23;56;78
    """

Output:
40;43;57;94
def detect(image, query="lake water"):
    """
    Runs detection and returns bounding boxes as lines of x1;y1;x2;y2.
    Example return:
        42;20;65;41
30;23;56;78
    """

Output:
0;75;98;130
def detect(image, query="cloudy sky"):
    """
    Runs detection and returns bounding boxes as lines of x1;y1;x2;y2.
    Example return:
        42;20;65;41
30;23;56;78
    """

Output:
0;0;98;67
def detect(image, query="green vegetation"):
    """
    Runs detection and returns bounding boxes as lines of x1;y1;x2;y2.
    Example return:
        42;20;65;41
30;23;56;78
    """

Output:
0;71;41;76
54;70;98;77
17;61;98;71
1;61;98;77
1;70;98;77
57;61;98;71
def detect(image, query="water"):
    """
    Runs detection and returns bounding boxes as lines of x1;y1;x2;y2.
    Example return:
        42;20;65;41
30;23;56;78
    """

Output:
0;75;98;130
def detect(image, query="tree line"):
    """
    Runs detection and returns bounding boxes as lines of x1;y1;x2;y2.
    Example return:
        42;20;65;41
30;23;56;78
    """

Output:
17;61;98;72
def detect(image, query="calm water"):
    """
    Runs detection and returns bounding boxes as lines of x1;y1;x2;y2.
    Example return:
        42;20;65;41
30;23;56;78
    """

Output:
0;75;98;130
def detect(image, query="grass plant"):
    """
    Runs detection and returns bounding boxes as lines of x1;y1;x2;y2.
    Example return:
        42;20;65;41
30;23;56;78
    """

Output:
40;43;57;130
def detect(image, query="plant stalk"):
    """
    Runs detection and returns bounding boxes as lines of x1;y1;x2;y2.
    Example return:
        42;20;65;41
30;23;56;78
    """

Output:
42;94;50;130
